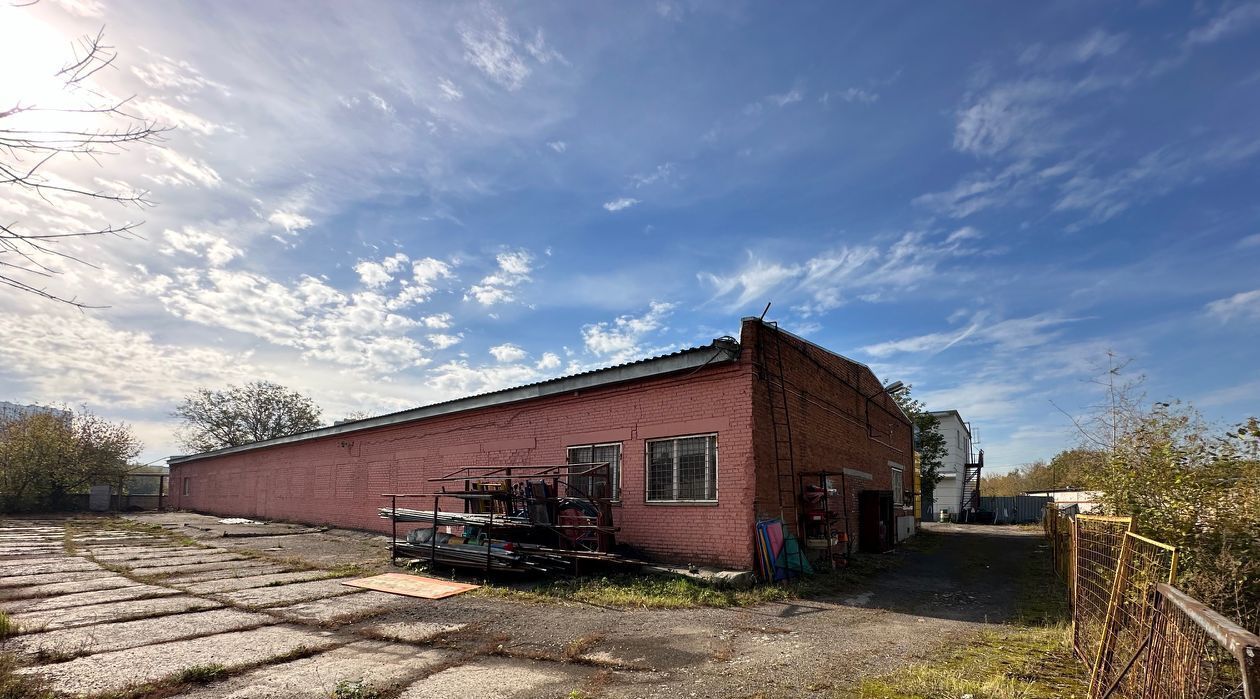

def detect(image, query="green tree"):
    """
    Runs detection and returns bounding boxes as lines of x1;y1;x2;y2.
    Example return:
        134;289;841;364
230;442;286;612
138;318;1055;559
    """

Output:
0;408;141;512
1059;357;1259;630
173;381;323;454
894;387;947;515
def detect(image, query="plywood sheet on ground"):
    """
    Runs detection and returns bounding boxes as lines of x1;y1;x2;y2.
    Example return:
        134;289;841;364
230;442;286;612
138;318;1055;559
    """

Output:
341;573;478;600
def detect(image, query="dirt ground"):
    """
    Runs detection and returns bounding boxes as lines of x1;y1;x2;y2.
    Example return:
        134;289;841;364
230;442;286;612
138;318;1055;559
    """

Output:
1;513;1048;698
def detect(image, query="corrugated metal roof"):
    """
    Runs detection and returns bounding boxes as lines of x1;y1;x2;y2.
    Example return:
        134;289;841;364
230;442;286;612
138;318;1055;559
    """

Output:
169;337;742;465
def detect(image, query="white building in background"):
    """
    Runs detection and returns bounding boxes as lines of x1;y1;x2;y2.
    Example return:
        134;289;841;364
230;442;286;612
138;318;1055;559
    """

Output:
924;410;978;520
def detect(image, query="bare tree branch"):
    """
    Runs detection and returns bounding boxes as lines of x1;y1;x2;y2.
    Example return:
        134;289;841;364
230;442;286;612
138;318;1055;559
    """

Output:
1;19;166;307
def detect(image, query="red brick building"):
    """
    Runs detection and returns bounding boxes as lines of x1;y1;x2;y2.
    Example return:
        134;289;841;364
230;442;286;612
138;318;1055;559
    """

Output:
168;318;915;570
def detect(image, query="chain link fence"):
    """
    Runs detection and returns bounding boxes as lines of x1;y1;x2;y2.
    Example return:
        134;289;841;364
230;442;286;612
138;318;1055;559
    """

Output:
1042;506;1259;698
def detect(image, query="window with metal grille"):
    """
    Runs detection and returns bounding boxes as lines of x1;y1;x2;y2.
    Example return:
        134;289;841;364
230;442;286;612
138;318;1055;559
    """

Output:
891;467;903;505
646;435;717;502
566;443;621;500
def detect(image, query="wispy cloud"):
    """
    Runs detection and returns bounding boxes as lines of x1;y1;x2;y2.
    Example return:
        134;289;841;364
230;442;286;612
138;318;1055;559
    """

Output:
602;197;641;212
1205;289;1260;322
466;249;534;306
582;301;675;363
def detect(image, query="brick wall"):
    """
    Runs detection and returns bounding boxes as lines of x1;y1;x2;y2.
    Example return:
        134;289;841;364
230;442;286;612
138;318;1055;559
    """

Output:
169;359;759;569
744;319;915;553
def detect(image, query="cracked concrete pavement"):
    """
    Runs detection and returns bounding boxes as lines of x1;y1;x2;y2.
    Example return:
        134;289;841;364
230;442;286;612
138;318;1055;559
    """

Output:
1;514;1047;698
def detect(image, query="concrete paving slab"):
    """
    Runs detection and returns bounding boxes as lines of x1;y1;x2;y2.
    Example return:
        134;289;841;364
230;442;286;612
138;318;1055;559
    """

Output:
1;559;102;577
127;559;259;577
2;584;180;613
396;658;594;699
126;552;250;571
0;549;62;559
0;576;138;601
11;608;274;658
160;563;289;584
215;579;362;609
90;548;214;562
21;624;340;696
272;591;407;624
0;571;107;589
361;621;467;644
179;570;331;595
171;641;449;699
11;594;221;631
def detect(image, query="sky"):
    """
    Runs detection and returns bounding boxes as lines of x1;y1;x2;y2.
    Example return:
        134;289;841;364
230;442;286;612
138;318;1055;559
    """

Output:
1;1;1258;470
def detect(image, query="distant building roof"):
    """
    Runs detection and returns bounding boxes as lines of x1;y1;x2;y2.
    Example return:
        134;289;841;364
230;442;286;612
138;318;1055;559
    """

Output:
928;410;971;436
169;337;741;465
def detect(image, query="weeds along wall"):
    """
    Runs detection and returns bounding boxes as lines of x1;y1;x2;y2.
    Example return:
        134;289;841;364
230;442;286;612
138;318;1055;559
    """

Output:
169;355;758;569
745;319;916;552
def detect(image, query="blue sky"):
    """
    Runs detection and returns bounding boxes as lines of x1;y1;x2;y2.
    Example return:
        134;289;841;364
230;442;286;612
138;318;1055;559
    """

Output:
1;1;1258;468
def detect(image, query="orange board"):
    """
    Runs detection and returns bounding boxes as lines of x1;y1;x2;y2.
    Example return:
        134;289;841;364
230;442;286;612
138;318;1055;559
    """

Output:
341;573;479;599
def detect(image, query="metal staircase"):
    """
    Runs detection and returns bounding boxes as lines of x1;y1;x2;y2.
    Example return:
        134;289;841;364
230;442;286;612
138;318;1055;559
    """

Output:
960;449;984;518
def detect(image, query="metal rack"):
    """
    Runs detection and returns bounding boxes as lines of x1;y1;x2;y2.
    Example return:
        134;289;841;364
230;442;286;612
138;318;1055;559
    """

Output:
380;461;621;574
799;469;851;570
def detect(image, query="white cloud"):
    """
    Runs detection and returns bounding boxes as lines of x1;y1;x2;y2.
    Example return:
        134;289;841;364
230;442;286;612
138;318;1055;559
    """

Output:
821;87;878;106
437;77;463;101
421;313;453;329
354;252;409;288
489;343;527;362
428;333;463;350
460;10;561;90
953;79;1076;158
268;210;314;233
862;313;1076;358
465;249;534;306
0;310;256;410
150;148;222;187
581;301;675;362
536;352;561;370
630;162;675;188
160;227;242;266
701;230;983;315
603;197;640;212
133;98;225;135
1205;289;1260;322
699;254;802;310
1239;233;1260;249
547;141;567;153
1186;3;1260;47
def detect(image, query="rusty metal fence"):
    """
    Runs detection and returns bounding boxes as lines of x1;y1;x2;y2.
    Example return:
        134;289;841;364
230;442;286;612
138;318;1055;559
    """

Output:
1041;508;1259;698
1074;515;1133;664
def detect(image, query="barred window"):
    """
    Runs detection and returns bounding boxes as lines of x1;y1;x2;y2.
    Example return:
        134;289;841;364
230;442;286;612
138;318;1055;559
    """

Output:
647;435;717;502
891;467;903;505
567;443;621;500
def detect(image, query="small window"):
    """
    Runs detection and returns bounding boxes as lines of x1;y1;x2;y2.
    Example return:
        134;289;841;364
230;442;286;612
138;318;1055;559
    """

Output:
182;477;190;496
891;468;903;505
567;443;621;500
647;435;717;502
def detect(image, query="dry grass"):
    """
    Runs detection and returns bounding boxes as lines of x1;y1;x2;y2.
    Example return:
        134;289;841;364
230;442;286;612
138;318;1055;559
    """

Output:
853;624;1087;699
0;652;55;699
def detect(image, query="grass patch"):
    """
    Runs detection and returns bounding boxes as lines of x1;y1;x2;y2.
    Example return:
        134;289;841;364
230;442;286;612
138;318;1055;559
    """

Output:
0;611;16;642
175;664;227;684
469;546;905;609
331;679;381;699
853;624;1086;699
0;652;54;699
471;573;790;609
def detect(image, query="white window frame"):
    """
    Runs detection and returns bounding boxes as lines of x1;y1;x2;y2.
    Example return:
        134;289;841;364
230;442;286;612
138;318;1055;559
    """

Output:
566;442;622;501
182;477;190;497
891;467;903;505
644;433;718;503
